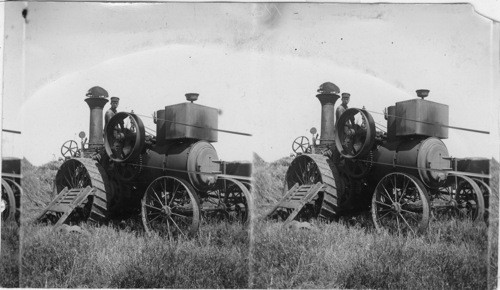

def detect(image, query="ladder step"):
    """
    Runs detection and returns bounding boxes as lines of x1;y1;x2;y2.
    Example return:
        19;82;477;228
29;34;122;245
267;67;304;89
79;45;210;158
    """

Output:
280;201;301;209
37;186;96;225
283;182;325;224
50;204;72;213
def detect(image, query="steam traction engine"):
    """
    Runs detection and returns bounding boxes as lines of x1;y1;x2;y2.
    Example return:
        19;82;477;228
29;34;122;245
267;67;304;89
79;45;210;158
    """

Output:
1;156;22;224
269;82;490;234
39;90;252;238
1;129;22;225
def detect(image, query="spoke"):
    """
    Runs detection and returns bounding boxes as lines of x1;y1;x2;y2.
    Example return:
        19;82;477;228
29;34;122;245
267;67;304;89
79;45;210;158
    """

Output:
145;204;163;211
165;217;172;239
400;208;420;215
171;212;192;220
400;210;420;222
168;216;188;238
170;182;181;206
148;213;163;223
400;178;410;202
380;184;395;204
378;209;392;220
375;200;392;208
151;188;164;206
398;213;416;235
396;215;401;235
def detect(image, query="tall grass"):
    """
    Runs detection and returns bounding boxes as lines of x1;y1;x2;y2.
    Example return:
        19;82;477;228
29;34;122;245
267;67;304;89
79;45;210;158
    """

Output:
21;158;61;223
21;221;250;288
0;221;19;287
251;219;490;289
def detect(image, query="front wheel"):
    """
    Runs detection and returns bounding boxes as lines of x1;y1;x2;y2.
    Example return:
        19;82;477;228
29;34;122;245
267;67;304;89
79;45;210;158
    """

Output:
141;176;201;239
372;173;430;235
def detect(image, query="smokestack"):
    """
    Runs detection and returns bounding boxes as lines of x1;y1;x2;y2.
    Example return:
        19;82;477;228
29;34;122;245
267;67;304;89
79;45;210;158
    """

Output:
84;98;108;149
84;86;109;150
316;82;340;145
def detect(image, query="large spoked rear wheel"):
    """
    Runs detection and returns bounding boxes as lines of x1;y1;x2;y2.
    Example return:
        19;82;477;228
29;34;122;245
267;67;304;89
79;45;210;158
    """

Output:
372;173;430;235
54;158;110;224
284;154;341;220
141;176;201;239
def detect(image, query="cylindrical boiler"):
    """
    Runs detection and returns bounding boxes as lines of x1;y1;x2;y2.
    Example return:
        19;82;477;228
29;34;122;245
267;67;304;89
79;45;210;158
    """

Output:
370;137;450;188
138;140;220;191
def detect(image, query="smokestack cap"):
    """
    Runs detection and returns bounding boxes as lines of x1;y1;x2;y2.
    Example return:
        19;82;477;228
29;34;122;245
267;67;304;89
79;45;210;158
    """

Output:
86;86;108;98
416;89;430;99
317;82;340;95
341;93;351;99
185;93;199;103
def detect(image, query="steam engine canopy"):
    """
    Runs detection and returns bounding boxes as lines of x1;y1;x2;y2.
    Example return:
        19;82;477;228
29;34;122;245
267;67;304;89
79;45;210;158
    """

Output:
163;102;218;142
395;99;449;139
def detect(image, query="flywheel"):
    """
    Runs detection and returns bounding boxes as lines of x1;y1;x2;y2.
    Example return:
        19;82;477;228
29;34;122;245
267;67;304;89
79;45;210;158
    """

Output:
284;154;342;221
54;158;113;223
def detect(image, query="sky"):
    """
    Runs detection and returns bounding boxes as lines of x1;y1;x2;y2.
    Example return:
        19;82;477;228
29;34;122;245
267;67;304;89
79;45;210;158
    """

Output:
1;1;499;165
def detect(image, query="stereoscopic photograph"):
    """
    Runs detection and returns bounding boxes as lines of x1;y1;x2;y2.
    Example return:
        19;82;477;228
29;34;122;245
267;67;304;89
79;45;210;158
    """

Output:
1;1;499;289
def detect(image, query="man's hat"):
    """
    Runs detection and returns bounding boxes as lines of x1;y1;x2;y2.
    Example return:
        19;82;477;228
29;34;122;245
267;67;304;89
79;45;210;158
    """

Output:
341;93;351;98
110;97;120;102
86;86;108;98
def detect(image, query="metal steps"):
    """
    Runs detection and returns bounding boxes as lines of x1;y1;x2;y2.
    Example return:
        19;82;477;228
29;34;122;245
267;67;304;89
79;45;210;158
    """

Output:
265;182;325;224
36;186;95;226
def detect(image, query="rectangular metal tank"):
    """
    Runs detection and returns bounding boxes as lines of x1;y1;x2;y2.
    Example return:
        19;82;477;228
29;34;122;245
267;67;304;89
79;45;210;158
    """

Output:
395;98;449;139
163;102;218;142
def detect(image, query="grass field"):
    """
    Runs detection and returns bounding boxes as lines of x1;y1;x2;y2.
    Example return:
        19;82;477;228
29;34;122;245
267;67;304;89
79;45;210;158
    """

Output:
21;158;251;288
19;156;499;288
251;154;498;289
21;221;250;288
0;221;19;287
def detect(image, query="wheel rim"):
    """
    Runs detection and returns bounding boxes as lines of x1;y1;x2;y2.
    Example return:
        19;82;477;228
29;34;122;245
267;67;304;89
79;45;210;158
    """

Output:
221;178;252;223
473;178;490;221
453;176;484;222
334;108;375;159
1;179;16;222
372;173;430;235
432;175;485;222
201;178;252;224
61;140;79;158
141;176;200;238
3;179;21;224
